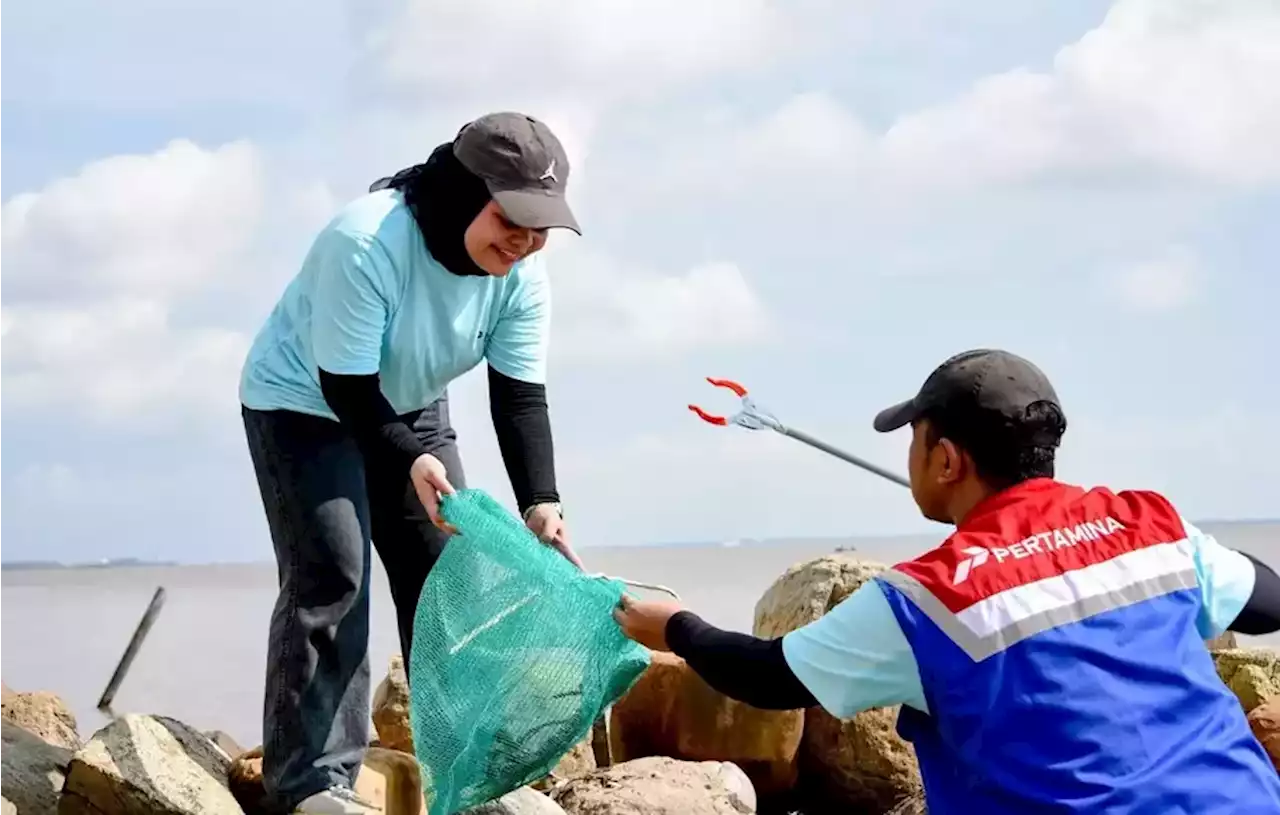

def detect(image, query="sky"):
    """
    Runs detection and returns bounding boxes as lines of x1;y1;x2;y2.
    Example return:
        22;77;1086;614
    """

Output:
2;0;1278;564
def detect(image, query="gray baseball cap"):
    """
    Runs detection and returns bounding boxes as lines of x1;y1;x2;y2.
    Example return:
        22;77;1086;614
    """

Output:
453;112;581;235
873;349;1062;434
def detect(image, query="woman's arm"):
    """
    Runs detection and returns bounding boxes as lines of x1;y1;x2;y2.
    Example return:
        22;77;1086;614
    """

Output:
488;365;559;515
319;370;425;477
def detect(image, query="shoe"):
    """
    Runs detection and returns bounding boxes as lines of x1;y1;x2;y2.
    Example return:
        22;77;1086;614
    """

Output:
293;786;382;814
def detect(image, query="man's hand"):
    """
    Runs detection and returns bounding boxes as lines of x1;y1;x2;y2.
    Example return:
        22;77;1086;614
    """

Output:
613;594;684;652
410;453;457;533
525;503;585;570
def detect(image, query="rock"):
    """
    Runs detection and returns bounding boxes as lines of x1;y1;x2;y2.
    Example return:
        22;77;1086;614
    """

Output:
530;738;596;792
353;748;425;815
229;745;423;815
1214;648;1280;713
1;684;82;751
753;554;923;813
3;720;74;815
609;652;802;796
59;714;240;815
1206;632;1238;651
226;747;265;815
551;757;755;815
373;655;413;755
1248;698;1280;771
753;554;889;640
463;786;566;814
884;793;928;815
203;732;245;761
798;706;922;814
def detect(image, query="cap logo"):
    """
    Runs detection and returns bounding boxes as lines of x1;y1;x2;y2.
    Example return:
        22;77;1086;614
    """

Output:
539;159;557;184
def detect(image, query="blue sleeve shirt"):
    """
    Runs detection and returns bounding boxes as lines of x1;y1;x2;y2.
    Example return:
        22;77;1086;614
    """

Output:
780;520;1257;721
239;189;553;418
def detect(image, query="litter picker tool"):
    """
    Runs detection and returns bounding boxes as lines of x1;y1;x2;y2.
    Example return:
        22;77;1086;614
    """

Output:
689;377;910;489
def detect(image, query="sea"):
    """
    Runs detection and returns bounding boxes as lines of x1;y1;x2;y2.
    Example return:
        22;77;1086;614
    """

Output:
3;521;1278;750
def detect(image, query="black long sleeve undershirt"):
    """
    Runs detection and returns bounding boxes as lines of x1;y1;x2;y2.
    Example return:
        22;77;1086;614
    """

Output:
319;369;425;477
317;366;560;516
1230;553;1280;635
665;611;818;710
488;365;559;514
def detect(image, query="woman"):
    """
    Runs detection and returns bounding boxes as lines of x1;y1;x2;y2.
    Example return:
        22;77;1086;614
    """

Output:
238;111;583;815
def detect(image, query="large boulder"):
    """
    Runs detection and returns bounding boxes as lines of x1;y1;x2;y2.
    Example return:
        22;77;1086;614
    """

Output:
1;684;82;751
1214;648;1280;713
550;757;755;815
530;738;596;792
464;787;566;814
229;746;422;815
1205;632;1239;651
1248;698;1280;771
609;651;802;796
753;554;923;813
59;714;241;815
3;720;74;815
884;793;928;815
372;655;414;755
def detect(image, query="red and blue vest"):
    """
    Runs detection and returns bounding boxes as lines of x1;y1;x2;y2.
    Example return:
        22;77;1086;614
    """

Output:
875;478;1280;813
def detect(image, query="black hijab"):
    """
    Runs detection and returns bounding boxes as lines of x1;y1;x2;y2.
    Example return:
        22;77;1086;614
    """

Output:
369;142;493;277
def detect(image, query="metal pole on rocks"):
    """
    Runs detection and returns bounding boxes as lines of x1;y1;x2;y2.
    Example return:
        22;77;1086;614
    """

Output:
97;586;166;713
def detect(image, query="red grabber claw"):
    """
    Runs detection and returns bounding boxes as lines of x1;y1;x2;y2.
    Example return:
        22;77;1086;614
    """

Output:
688;377;750;426
705;377;747;397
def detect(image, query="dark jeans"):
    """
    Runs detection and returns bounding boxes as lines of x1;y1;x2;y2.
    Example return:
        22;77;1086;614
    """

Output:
241;396;465;811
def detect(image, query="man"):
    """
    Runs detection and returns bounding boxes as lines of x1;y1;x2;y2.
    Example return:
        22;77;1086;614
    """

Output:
615;349;1280;814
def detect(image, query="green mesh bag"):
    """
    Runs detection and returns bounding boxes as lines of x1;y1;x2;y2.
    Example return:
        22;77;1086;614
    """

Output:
407;488;651;815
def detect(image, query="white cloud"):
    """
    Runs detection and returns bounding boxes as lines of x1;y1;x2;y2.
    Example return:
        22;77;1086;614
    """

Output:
1;140;272;424
1105;245;1198;313
653;0;1280;200
546;247;773;362
883;0;1280;188
1;297;249;423
374;0;793;103
2;140;266;302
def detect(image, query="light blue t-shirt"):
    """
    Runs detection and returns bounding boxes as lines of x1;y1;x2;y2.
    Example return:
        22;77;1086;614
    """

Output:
780;517;1257;719
239;189;551;419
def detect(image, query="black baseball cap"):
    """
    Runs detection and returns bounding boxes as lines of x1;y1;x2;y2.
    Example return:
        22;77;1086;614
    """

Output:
873;349;1063;436
452;112;581;235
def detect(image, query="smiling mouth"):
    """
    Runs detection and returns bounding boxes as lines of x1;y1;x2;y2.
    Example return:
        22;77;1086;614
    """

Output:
494;247;520;264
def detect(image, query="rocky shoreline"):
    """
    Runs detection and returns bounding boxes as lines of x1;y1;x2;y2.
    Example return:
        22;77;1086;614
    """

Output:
5;554;1279;815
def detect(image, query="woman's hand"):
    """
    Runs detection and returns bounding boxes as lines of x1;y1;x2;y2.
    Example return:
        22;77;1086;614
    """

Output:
410;453;457;533
525;503;585;570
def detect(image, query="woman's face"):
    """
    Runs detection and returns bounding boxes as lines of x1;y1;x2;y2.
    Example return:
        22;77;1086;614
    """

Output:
464;201;549;276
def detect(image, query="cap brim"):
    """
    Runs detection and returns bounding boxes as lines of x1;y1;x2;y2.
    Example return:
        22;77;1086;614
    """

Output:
492;189;582;235
873;398;920;433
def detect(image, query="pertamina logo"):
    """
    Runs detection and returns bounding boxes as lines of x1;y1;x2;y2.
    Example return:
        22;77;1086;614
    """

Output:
950;516;1128;585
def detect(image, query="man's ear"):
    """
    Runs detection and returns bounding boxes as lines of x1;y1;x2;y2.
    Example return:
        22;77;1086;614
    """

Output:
937;437;965;485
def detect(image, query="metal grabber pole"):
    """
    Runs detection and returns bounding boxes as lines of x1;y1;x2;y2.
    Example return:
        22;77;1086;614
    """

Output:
688;377;911;489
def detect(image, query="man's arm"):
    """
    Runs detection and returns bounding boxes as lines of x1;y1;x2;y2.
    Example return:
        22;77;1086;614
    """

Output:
665;612;818;710
1186;517;1280;636
623;582;928;718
